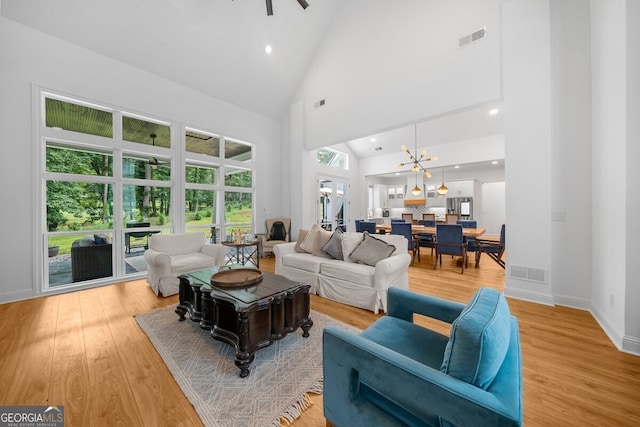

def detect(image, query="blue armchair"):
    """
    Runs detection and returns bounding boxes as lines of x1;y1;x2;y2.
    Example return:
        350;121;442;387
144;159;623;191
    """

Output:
323;287;522;427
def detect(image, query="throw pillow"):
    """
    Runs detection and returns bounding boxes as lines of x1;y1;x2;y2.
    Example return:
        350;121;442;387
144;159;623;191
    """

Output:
299;224;332;257
322;228;344;260
294;229;309;253
348;231;395;266
440;288;512;390
341;232;364;263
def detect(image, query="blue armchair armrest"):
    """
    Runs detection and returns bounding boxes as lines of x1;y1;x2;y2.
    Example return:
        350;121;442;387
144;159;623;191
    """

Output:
387;287;465;324
323;322;522;427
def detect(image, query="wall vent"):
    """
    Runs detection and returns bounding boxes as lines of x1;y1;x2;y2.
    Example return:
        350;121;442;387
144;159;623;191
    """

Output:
509;265;547;283
315;99;326;108
459;27;487;48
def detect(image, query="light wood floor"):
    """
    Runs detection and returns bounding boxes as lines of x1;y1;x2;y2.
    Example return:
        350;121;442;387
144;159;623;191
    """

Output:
1;251;639;426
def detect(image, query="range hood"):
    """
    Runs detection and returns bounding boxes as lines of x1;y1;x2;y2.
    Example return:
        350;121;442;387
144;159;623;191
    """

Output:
404;174;426;205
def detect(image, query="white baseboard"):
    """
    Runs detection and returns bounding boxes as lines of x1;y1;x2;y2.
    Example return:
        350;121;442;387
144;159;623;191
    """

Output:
503;286;555;306
0;289;34;305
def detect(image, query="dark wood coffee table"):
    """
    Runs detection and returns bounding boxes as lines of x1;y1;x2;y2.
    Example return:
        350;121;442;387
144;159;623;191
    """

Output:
176;266;312;377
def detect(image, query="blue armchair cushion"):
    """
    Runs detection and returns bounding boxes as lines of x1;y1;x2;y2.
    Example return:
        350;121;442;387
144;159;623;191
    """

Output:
440;288;511;390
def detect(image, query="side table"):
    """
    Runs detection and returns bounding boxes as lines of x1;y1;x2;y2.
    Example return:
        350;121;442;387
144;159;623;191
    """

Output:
221;240;260;268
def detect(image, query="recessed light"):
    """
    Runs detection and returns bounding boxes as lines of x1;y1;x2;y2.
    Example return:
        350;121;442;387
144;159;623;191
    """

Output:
489;108;499;115
395;173;400;175
454;165;460;169
370;138;376;142
492;161;498;164
265;45;272;54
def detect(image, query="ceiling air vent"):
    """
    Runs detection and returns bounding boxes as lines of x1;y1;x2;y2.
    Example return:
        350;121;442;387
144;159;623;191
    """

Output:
458;27;487;48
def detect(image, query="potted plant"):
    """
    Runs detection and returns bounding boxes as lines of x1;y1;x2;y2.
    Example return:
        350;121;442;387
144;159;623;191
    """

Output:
48;245;60;257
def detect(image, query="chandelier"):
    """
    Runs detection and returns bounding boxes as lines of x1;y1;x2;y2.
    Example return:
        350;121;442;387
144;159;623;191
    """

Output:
395;125;437;196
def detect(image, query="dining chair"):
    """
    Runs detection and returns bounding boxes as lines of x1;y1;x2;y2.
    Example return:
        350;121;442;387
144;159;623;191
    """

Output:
445;213;460;224
354;219;364;232
475;224;506;269
422;213;436;221
434;224;467;273
359;221;377;234
391;222;420;265
417;219;436;256
401;213;414;224
457;220;479;254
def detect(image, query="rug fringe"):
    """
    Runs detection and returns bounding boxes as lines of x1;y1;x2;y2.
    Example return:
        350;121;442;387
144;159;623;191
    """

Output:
277;378;323;426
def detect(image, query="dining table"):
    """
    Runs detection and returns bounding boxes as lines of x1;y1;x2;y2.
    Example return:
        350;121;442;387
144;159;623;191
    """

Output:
375;224;486;238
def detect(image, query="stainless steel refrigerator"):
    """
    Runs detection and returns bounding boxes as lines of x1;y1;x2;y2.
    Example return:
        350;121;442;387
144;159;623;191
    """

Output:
446;197;473;219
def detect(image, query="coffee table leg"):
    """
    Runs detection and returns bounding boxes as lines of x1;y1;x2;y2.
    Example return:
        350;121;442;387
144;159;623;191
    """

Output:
301;318;313;338
175;305;187;321
235;352;255;378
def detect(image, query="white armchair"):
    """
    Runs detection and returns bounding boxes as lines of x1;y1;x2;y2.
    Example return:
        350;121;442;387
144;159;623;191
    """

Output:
144;232;227;296
261;218;291;257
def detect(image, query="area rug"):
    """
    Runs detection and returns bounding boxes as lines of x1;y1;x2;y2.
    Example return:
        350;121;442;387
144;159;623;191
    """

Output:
135;305;359;427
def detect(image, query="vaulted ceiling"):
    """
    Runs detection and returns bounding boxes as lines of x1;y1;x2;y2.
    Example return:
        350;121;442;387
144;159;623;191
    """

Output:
1;0;344;120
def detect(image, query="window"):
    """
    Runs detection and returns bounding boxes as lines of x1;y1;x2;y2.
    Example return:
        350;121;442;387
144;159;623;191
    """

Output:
45;97;113;137
39;91;256;292
122;116;171;148
186;130;220;157
317;147;348;170
224;138;252;162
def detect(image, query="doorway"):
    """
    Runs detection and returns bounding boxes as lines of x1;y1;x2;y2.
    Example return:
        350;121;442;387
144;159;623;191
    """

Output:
317;176;348;232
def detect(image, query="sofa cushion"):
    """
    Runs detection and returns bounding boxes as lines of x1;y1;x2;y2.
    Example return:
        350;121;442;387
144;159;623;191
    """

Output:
170;252;218;275
320;260;375;287
300;224;332;257
294;229;309;253
440;288;511;390
149;232;205;255
281;252;324;274
322;228;344;260
349;232;395;267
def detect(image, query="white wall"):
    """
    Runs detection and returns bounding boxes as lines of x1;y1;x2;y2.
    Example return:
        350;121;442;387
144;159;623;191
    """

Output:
0;18;282;303
502;0;554;305
590;0;627;347
482;182;506;237
294;0;505;149
624;0;640;353
549;0;593;308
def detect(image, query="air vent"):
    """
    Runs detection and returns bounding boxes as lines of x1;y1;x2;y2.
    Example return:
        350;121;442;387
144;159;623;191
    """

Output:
315;99;326;108
509;265;547;283
459;27;487;48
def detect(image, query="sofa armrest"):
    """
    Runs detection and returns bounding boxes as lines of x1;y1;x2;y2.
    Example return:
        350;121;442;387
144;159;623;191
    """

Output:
273;241;296;257
143;248;173;277
200;243;228;265
373;253;411;291
323;326;521;427
387;287;465;324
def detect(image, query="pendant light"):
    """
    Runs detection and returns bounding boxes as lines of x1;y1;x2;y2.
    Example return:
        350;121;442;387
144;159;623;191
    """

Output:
437;167;448;195
411;172;421;195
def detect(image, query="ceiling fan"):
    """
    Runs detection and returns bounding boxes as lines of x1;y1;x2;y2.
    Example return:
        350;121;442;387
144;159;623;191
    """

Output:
265;0;309;16
148;133;170;166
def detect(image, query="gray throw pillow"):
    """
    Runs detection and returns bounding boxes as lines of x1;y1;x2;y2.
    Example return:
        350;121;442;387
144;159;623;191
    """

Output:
349;231;395;266
322;229;344;260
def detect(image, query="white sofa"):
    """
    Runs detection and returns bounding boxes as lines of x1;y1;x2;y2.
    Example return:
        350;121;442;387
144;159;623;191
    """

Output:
144;232;228;297
274;231;411;313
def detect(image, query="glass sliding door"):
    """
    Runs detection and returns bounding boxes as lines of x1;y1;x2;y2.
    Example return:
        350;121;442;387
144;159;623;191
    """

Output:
317;176;348;232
